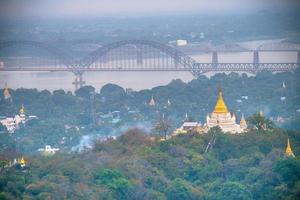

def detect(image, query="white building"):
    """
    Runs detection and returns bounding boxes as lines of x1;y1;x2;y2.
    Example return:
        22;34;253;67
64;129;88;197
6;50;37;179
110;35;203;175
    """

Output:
38;145;60;155
0;105;26;133
176;40;187;46
0;117;17;133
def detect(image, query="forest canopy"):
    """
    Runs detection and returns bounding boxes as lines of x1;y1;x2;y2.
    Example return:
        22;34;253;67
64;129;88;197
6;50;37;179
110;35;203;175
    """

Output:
0;127;299;200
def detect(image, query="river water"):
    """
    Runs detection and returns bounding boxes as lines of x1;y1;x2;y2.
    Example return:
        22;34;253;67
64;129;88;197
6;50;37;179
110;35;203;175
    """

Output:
0;40;298;92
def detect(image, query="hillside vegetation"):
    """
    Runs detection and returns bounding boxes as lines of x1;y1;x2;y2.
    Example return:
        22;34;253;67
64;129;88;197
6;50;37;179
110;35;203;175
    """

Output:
1;127;300;200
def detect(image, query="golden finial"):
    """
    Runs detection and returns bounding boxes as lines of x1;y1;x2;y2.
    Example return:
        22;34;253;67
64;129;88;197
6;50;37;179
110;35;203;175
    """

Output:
285;138;295;158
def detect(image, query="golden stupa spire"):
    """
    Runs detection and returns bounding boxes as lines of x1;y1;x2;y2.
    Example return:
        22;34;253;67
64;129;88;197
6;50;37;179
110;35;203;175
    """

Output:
285;138;295;158
3;82;11;100
214;89;229;113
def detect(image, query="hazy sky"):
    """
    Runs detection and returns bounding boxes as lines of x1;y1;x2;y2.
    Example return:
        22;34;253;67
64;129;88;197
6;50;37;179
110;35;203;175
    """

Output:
0;0;299;18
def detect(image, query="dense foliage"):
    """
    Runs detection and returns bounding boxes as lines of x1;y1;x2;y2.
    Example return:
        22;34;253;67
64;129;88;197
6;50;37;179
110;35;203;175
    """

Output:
0;128;299;199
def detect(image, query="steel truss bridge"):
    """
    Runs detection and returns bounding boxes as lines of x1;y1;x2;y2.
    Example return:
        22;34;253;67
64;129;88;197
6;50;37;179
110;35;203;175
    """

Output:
0;40;299;89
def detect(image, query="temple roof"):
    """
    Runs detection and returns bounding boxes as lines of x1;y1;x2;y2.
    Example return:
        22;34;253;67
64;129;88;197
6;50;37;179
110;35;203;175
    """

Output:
214;90;229;113
182;122;199;127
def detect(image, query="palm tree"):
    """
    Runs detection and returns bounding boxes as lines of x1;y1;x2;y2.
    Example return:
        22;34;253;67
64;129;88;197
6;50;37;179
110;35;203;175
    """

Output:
248;112;274;131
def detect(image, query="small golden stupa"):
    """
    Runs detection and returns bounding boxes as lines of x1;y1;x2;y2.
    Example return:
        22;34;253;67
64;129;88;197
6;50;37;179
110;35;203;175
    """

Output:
240;114;247;129
285;138;295;158
20;157;26;168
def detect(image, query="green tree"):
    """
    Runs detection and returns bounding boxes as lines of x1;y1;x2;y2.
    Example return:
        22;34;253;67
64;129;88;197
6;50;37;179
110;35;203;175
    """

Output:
154;117;171;139
75;86;95;99
0;124;6;134
216;182;253;200
274;158;300;187
93;169;134;199
166;178;194;200
248;113;274;131
0;192;8;200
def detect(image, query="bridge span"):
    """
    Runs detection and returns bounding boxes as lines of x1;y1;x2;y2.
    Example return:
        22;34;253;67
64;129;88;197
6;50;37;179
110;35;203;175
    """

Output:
0;40;299;90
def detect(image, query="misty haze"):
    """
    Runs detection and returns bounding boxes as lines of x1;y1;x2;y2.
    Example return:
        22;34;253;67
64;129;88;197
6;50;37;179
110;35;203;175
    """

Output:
0;1;300;200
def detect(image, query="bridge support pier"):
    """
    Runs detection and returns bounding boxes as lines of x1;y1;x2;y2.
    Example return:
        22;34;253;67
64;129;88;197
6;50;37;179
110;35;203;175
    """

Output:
297;51;300;67
136;50;143;65
174;52;180;68
102;55;108;63
72;72;85;91
212;51;218;68
253;50;259;69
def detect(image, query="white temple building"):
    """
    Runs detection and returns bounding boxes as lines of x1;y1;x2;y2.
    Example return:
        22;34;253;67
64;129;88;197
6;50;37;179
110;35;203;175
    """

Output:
173;89;247;136
0;105;27;133
204;90;247;134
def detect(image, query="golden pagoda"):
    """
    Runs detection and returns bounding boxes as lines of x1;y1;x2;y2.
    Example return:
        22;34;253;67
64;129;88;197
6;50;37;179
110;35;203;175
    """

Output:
285;138;295;158
3;83;11;100
149;96;156;106
205;89;247;134
214;90;229;113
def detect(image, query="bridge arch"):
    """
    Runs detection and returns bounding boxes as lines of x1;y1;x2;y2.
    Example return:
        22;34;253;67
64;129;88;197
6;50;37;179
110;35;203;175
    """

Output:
81;40;198;74
0;41;75;69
